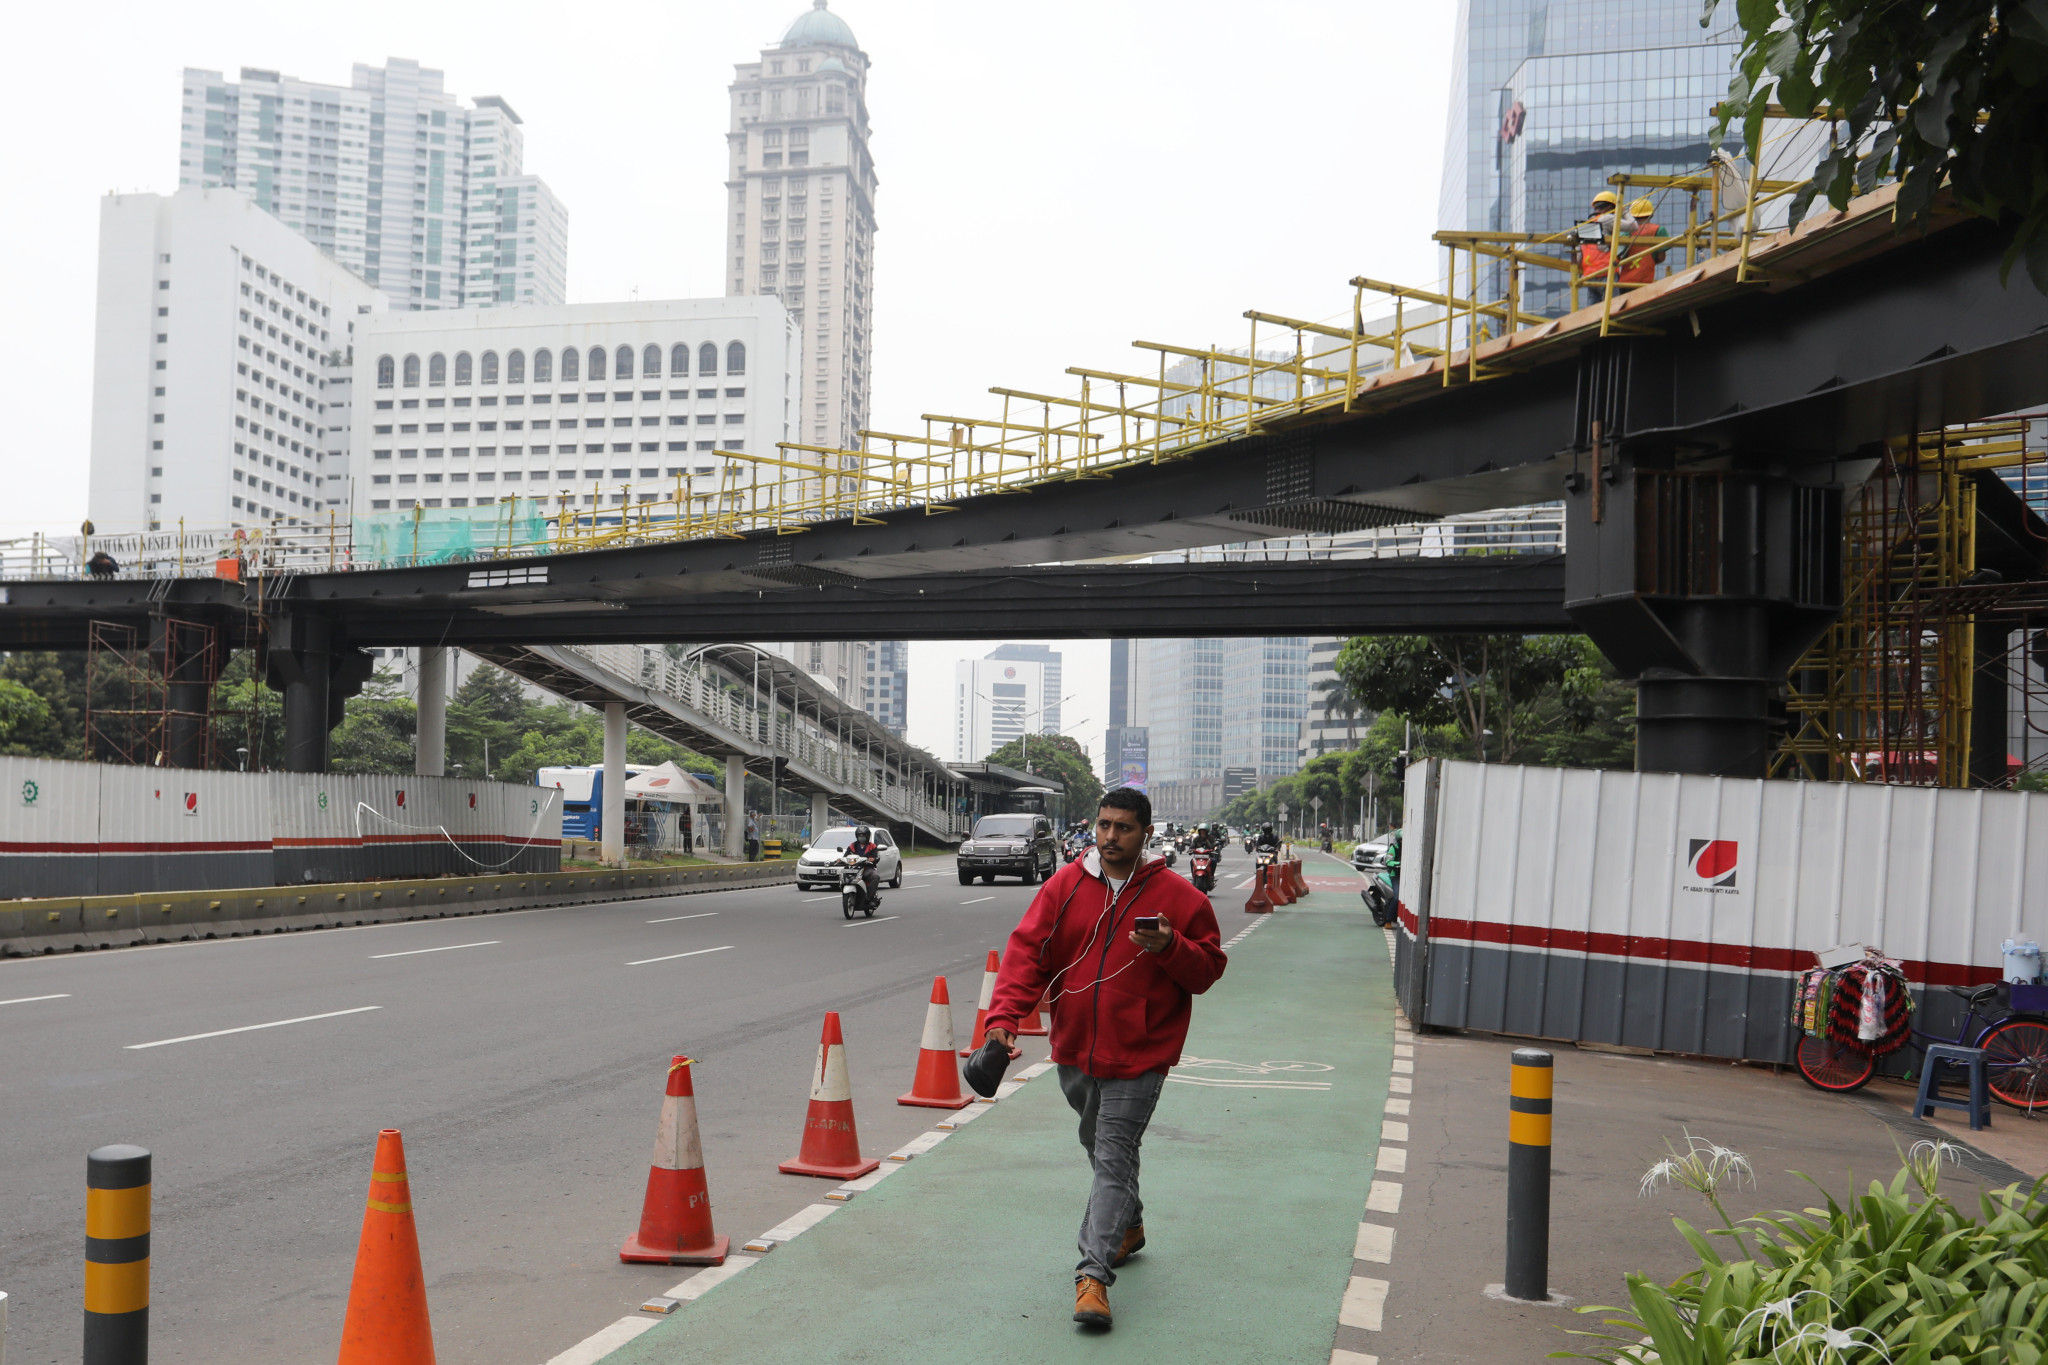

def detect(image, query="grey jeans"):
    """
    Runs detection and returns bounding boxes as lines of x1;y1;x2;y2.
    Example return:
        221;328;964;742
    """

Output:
1057;1065;1167;1286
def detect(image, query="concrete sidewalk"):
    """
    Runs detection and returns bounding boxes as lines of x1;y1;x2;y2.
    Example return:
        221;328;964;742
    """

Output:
600;874;1394;1363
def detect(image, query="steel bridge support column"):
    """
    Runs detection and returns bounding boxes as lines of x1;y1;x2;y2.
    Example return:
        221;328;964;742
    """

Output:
415;647;449;778
149;618;223;770
810;791;829;842
265;615;373;774
724;754;746;860
1565;452;1844;778
1971;626;2012;788
601;701;627;866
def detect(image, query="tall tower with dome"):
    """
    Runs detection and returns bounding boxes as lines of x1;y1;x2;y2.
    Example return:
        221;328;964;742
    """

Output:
725;0;876;453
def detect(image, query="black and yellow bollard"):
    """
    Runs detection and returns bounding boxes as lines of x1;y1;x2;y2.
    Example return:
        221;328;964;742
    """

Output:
85;1143;150;1364
1505;1049;1552;1302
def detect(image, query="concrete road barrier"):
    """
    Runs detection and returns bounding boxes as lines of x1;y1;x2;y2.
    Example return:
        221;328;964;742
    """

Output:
1;861;795;956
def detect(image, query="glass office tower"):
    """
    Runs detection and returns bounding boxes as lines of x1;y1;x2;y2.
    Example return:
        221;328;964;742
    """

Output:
1439;0;1742;314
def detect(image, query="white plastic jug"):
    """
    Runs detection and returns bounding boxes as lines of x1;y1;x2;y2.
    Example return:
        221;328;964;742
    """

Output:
2001;938;2043;984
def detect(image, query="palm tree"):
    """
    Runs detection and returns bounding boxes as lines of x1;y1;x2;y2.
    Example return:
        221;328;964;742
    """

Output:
1315;674;1365;750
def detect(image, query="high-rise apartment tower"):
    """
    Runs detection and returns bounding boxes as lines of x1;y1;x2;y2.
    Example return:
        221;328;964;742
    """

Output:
725;1;877;452
179;59;568;312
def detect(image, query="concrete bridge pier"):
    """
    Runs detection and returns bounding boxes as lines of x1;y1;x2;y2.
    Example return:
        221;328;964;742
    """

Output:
1565;457;1844;778
811;791;830;844
264;614;373;773
149;618;224;769
724;754;746;860
601;701;627;866
414;646;449;778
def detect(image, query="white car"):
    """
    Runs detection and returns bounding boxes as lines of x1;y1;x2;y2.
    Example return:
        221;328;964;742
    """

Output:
796;826;904;891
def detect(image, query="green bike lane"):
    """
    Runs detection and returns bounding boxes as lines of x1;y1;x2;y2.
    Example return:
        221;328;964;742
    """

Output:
602;881;1394;1363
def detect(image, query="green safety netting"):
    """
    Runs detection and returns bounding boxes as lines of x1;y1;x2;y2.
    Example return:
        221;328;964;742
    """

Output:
352;499;550;566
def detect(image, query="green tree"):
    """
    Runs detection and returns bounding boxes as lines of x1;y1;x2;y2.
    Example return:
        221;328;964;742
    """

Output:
1335;634;1591;763
328;668;417;774
210;652;283;769
983;732;1103;819
1710;0;2048;289
0;653;82;758
0;676;54;753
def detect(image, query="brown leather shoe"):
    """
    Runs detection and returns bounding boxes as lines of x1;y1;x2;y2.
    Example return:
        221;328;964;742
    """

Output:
1112;1223;1146;1268
1073;1275;1112;1329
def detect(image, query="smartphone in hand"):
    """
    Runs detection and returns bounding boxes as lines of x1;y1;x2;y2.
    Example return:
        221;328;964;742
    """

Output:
1134;916;1160;933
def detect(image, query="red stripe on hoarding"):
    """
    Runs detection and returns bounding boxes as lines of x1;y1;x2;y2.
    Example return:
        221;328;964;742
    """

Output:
1415;911;1999;988
3;836;553;855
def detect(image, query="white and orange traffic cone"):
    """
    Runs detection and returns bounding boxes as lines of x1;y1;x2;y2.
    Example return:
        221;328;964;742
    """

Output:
899;976;971;1109
337;1129;435;1365
620;1056;729;1265
959;950;1000;1058
1016;990;1049;1038
778;1012;882;1180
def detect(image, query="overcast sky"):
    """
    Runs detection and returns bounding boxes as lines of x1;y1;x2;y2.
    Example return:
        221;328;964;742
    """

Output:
0;0;1456;769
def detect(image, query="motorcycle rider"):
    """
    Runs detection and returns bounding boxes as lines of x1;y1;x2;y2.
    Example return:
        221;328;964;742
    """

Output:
844;824;883;909
1254;822;1280;856
1190;823;1219;855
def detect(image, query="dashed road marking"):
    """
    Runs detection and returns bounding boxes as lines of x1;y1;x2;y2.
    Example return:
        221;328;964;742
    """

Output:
1384;1097;1410;1116
625;945;734;967
0;993;71;1007
369;940;499;959
1382;1120;1409;1142
1331;1350;1381;1365
1340;1276;1388;1331
662;1254;759;1301
647;912;720;923
125;1004;382;1050
1366;1180;1403;1213
1389;1076;1412;1094
1355;1222;1395;1263
960;897;993;905
542;1314;658;1363
1375;1146;1407;1173
840;916;900;928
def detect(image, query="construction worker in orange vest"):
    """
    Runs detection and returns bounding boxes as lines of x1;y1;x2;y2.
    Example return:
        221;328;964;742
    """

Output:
1618;196;1668;286
1574;190;1626;292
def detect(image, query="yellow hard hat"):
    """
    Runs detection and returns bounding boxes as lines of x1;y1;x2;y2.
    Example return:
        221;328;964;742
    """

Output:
1591;190;1620;208
1629;197;1655;217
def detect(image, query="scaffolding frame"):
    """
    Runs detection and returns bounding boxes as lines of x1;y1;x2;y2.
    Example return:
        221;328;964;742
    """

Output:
84;618;228;769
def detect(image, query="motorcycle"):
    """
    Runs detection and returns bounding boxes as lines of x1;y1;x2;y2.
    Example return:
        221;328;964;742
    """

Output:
838;854;879;920
1362;834;1401;927
1189;847;1217;893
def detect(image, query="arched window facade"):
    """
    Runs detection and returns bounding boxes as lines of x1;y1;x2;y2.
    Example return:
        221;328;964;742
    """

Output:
588;346;607;381
560;347;579;381
454;352;473;385
403;354;421;387
726;341;746;376
377;355;395;388
670;343;689;377
614;345;633;380
643;344;662;378
507;349;525;383
699;342;719;376
480;351;499;384
428;353;447;386
533;348;552;382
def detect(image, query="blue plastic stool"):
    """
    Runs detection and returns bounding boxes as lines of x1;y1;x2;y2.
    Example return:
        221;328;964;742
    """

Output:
1916;1043;1991;1131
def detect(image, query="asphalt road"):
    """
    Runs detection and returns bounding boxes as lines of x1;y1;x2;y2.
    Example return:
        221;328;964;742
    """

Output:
0;851;1144;1364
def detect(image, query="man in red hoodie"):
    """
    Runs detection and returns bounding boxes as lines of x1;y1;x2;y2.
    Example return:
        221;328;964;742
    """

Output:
984;786;1228;1331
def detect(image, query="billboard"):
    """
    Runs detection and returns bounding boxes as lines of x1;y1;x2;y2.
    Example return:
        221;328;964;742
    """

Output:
1106;726;1149;791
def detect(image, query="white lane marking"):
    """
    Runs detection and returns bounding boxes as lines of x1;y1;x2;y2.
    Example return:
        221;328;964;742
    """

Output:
1167;1076;1332;1090
661;1253;760;1301
1392;1058;1414;1074
626;945;735;967
1340;1276;1388;1331
959;897;994;905
1375;1146;1407;1173
0;993;71;1007
647;912;720;923
1015;1061;1055;1080
126;1004;381;1050
1393;1043;1414;1057
543;1314;659;1364
826;1164;903;1200
1366;1180;1403;1213
1384;1097;1411;1116
840;916;900;928
936;1105;990;1130
1389;1075;1413;1094
742;1202;838;1252
888;1131;949;1161
1355;1222;1395;1263
1382;1120;1410;1142
1331;1350;1381;1365
369;940;499;959
801;896;840;903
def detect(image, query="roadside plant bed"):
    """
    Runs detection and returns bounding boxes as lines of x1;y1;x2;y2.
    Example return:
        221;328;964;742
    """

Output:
1560;1135;2048;1363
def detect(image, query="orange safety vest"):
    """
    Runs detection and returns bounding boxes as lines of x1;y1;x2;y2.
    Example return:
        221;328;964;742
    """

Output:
1619;220;1664;284
1578;213;1618;282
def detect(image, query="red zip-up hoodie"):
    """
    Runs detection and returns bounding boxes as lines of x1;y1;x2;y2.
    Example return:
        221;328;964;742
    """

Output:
985;847;1227;1079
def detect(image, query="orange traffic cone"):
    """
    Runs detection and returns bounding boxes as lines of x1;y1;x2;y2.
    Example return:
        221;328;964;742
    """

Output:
779;1012;882;1180
337;1129;435;1365
620;1056;729;1265
1267;863;1296;906
900;976;971;1109
1245;864;1273;914
1016;990;1049;1038
960;949;1000;1057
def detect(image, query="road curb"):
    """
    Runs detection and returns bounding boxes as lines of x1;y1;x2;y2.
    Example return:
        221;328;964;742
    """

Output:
0;862;795;956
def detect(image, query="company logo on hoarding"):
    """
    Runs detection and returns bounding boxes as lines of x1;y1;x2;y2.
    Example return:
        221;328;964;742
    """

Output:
395;789;407;808
183;792;199;817
1683;838;1739;893
21;779;38;807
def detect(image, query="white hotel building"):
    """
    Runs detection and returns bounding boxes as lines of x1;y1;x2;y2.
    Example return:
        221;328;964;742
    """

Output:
348;298;800;515
87;187;385;535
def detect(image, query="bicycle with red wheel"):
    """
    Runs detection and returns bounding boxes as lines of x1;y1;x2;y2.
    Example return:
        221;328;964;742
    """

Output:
1795;972;2048;1111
